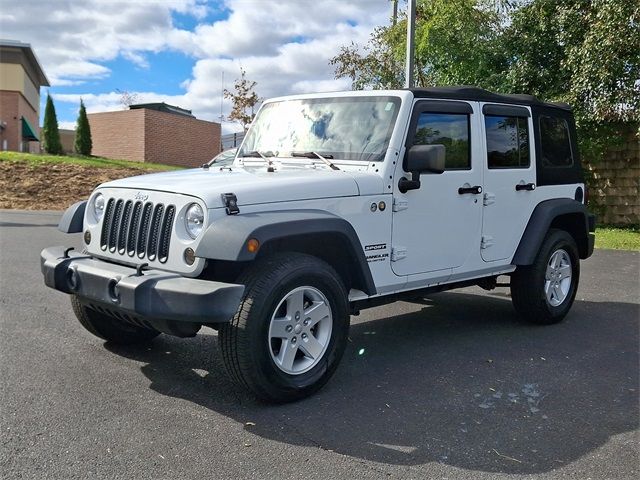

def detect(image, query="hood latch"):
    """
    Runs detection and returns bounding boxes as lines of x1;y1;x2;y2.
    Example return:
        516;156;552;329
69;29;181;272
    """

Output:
221;193;240;215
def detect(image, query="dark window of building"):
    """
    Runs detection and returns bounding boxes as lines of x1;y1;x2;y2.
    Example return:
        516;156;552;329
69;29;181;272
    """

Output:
485;115;530;168
540;115;573;167
413;113;470;169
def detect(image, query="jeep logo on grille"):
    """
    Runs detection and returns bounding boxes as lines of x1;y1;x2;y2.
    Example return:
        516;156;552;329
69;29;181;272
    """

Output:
134;192;148;202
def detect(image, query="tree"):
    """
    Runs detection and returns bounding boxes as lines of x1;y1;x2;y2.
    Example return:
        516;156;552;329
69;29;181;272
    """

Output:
330;0;508;90
116;89;139;108
74;99;92;156
224;68;260;131
331;0;639;161
42;93;63;155
500;0;639;162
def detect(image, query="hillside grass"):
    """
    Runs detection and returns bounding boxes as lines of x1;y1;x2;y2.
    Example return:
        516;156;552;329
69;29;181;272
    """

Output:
0;151;181;171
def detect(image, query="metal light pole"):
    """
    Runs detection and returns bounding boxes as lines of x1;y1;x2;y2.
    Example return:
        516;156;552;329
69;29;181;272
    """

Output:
392;0;398;26
405;0;416;88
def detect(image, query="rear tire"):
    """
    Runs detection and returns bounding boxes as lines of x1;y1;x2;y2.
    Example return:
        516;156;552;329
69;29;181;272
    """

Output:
219;253;349;403
511;229;580;324
71;296;160;344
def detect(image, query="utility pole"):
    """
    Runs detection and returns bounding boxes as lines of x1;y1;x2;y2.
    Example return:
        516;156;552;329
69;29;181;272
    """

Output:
392;0;398;26
219;71;225;122
405;0;416;88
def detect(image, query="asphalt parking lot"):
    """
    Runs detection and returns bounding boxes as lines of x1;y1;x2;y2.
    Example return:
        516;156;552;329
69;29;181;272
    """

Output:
1;209;638;480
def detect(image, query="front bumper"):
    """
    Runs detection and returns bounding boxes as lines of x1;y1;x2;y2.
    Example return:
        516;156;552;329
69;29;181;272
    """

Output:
41;246;244;324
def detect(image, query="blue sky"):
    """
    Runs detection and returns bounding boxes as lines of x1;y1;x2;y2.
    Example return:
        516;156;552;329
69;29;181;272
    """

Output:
0;0;391;134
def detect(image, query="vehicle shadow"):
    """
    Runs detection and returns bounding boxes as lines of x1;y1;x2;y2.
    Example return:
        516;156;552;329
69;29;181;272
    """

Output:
106;292;639;475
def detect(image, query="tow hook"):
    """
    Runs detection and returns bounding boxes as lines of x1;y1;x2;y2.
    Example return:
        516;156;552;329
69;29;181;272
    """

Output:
135;263;149;277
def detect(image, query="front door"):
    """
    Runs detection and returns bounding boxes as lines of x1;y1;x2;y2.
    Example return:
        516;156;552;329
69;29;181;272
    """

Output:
480;104;537;262
391;100;483;277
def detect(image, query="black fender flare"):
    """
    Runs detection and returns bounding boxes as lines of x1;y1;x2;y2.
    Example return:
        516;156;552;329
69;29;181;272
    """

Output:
58;200;86;233
195;209;376;295
512;198;595;265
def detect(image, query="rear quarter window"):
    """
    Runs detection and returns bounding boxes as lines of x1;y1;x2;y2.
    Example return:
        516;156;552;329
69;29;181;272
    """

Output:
539;116;574;168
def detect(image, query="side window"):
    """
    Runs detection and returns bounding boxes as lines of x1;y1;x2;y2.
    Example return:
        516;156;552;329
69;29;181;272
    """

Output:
413;113;470;170
485;115;530;168
540;115;573;167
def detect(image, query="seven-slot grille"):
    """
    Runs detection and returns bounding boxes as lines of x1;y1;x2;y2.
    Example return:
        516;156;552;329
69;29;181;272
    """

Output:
100;198;176;263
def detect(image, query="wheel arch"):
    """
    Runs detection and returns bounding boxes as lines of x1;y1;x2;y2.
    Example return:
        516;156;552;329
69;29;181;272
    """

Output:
195;209;376;295
512;198;594;265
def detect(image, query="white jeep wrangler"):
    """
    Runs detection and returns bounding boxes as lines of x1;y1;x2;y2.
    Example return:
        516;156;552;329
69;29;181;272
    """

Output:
42;87;595;402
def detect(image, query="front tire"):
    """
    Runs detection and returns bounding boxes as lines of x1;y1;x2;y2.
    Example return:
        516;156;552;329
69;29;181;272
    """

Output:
511;229;580;324
219;253;349;403
71;296;160;344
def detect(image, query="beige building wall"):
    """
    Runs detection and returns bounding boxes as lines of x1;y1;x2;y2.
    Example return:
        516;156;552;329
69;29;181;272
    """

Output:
0;63;39;111
59;129;76;154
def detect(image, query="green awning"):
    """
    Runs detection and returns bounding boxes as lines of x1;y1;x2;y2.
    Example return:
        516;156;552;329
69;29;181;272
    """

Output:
21;116;39;141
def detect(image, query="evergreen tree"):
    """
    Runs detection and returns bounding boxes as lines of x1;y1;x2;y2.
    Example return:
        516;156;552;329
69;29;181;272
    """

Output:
42;93;63;155
74;99;92;156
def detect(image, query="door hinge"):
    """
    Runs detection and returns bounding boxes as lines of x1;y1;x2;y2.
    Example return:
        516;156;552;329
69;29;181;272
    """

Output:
481;235;494;249
392;198;408;212
391;246;407;262
483;192;496;206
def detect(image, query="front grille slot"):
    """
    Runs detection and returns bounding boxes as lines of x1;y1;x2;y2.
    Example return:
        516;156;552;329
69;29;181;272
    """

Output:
127;202;142;256
108;200;124;252
158;205;175;263
117;201;133;254
100;198;115;250
136;202;153;258
99;196;175;262
146;204;164;261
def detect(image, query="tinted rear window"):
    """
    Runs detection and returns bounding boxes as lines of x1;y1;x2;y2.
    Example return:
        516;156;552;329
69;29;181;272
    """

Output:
485;115;530;169
539;116;573;167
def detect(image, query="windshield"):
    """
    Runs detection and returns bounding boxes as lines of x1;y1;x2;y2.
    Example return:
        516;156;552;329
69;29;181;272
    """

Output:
240;96;401;162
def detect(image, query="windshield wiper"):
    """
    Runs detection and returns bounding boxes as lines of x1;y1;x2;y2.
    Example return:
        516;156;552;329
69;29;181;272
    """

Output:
291;151;340;170
241;150;276;172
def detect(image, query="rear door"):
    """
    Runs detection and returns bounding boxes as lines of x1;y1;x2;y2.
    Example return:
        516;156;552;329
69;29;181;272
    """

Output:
480;104;536;262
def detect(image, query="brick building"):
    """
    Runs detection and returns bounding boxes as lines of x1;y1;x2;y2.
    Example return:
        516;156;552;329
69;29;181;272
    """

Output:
0;40;49;152
88;103;221;167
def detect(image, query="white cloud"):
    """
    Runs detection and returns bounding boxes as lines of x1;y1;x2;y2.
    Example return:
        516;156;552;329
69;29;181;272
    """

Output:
58;121;77;130
0;0;206;85
4;0;393;128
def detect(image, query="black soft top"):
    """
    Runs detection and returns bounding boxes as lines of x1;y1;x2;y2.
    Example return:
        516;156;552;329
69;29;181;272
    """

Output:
408;86;571;111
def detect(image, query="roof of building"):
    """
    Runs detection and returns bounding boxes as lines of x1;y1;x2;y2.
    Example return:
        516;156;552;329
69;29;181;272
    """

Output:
408;86;571;111
129;102;194;117
0;39;50;87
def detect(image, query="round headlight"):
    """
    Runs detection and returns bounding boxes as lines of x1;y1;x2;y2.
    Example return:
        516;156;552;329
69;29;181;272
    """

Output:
185;203;204;239
93;193;105;221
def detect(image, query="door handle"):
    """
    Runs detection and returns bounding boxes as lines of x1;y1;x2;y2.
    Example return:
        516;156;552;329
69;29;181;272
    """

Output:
515;182;536;191
458;185;483;195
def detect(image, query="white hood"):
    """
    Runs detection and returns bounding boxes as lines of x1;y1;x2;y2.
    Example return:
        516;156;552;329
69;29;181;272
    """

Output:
99;166;382;208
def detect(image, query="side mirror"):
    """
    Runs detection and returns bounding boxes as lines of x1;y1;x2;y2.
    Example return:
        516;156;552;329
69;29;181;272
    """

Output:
407;144;445;174
399;144;446;193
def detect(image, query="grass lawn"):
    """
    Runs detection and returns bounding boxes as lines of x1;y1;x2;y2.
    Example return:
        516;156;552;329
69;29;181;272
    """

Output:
0;151;181;171
596;227;640;251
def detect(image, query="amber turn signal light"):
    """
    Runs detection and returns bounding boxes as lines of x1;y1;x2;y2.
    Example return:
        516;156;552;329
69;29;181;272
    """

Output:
247;238;260;253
